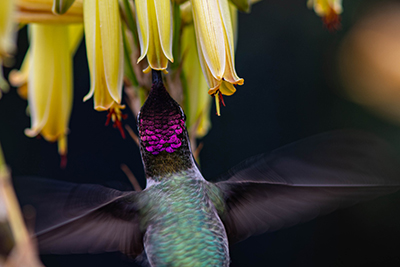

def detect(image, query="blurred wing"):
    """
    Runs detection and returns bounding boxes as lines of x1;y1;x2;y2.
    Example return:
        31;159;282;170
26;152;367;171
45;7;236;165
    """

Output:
13;177;143;256
216;130;400;243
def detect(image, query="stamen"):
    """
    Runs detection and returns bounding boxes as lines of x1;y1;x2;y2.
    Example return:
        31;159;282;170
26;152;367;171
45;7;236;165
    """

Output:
106;104;127;139
323;6;341;32
215;92;221;116
58;135;68;169
219;92;226;107
60;154;67;169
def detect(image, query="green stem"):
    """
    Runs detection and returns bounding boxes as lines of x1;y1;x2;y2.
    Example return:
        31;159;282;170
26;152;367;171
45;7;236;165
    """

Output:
122;0;139;47
171;2;182;70
122;23;139;87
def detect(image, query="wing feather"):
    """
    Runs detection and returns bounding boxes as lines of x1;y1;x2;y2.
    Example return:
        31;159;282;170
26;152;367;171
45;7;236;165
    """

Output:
13;177;143;256
216;131;400;243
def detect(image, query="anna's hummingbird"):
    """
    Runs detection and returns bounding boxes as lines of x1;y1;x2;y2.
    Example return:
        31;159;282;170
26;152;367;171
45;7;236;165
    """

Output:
15;71;400;266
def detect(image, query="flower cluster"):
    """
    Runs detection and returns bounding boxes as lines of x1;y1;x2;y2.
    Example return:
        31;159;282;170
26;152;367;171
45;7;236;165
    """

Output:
0;0;343;164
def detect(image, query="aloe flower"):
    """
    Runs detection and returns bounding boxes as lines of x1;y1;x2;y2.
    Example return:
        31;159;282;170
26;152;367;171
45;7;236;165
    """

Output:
135;0;174;72
181;24;211;138
190;0;244;115
308;0;342;31
83;0;126;137
9;24;83;100
0;0;15;57
25;24;74;166
0;0;16;98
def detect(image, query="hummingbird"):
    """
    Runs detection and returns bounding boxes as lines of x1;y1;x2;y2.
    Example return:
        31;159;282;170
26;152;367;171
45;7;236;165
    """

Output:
14;70;400;266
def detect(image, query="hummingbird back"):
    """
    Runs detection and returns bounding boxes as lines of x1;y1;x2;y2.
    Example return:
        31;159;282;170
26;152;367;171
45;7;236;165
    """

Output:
140;170;229;267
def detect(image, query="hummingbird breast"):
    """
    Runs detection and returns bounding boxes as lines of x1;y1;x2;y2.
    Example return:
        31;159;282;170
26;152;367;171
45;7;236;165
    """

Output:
140;173;229;267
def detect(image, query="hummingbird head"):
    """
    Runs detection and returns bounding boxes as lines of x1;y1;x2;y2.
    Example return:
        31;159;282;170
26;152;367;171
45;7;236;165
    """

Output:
137;71;194;180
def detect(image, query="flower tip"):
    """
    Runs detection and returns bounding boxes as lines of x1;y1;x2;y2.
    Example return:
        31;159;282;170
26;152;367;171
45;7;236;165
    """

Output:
52;0;76;15
137;56;145;65
24;128;38;138
143;66;169;74
8;70;25;87
143;66;152;74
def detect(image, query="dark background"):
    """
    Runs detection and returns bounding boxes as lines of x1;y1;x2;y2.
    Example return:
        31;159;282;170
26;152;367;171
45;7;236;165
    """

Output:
1;0;400;266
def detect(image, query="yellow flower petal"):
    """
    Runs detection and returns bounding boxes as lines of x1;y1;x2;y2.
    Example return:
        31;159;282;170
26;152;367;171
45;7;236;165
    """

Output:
191;0;225;80
220;80;236;96
191;8;221;93
191;0;243;98
25;24;73;144
135;0;174;70
9;24;82;102
98;0;123;103
181;24;211;138
219;0;243;85
154;0;173;62
83;0;123;111
147;0;169;70
0;0;16;57
135;0;149;63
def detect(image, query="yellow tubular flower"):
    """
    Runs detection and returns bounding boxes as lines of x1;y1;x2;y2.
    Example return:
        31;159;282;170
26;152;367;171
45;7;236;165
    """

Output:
0;0;16;98
0;0;15;57
182;24;211;138
83;0;126;137
135;0;174;72
83;0;123;110
190;0;244;116
25;24;73;165
307;0;342;31
9;24;83;99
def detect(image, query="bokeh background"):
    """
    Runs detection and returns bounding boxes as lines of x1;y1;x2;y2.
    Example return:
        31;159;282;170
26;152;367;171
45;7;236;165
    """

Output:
2;0;400;266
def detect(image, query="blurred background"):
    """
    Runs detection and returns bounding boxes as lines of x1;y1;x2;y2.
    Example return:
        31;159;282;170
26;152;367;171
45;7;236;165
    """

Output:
2;0;400;266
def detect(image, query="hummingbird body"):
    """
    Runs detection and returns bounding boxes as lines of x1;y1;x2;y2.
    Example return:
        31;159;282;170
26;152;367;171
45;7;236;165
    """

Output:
139;168;229;266
137;71;229;266
15;70;400;266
